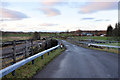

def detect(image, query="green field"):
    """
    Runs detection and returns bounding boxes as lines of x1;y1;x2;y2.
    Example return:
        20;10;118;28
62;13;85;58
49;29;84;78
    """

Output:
2;33;32;37
70;36;120;46
73;36;115;41
2;33;73;42
97;42;120;46
2;33;57;37
58;33;73;37
2;33;56;42
2;32;120;42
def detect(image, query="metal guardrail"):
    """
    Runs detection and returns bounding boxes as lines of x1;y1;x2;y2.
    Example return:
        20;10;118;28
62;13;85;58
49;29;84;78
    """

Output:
0;45;60;78
79;41;120;49
80;39;120;43
88;43;120;48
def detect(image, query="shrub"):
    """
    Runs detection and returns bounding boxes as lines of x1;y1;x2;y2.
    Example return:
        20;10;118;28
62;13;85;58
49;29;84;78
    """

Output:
33;32;40;40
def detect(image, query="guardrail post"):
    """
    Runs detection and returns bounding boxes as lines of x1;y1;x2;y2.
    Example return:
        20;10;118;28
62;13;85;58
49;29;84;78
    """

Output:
41;55;43;59
31;39;34;64
51;50;53;52
48;52;49;55
12;40;16;76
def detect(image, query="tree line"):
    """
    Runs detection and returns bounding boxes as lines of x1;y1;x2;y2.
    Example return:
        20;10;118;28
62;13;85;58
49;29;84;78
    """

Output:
107;23;120;37
106;23;120;40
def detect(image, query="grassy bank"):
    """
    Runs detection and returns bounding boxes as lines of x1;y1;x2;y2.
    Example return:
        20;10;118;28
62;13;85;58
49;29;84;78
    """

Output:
97;43;120;46
2;47;66;79
87;47;119;54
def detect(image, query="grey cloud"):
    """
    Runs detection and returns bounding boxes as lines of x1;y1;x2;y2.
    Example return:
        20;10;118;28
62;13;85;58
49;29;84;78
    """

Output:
39;23;58;26
0;8;29;21
82;18;94;20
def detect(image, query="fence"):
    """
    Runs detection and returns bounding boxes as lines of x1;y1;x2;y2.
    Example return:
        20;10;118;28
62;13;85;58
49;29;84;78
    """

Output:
1;39;59;69
1;40;28;47
0;45;60;78
1;39;38;69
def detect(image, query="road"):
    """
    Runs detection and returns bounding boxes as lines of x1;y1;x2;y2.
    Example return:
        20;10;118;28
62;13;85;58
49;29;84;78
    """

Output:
33;40;118;78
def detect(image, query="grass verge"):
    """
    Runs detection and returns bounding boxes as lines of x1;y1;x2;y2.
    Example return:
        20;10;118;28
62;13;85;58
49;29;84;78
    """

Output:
86;47;119;54
2;47;66;79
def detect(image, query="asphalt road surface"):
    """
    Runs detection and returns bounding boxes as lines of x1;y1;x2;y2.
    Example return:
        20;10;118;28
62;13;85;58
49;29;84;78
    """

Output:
33;40;118;78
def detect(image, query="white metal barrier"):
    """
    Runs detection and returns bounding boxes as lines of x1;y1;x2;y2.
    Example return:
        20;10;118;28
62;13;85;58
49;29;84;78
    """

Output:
0;45;60;78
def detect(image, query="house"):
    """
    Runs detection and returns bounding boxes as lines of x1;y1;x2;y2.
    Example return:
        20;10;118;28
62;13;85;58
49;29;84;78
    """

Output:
75;30;106;36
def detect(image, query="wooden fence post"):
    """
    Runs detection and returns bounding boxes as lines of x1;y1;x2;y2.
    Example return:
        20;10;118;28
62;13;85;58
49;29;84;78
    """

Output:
25;40;28;58
118;48;120;54
31;39;34;64
12;40;16;76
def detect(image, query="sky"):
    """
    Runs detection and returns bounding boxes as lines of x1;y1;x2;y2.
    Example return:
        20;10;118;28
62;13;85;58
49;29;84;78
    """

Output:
0;0;119;32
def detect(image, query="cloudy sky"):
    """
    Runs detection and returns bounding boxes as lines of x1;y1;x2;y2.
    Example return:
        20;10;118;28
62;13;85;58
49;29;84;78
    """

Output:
0;0;119;32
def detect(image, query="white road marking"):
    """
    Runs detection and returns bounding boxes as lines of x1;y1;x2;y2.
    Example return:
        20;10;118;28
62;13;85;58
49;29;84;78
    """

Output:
107;74;111;77
66;50;69;52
